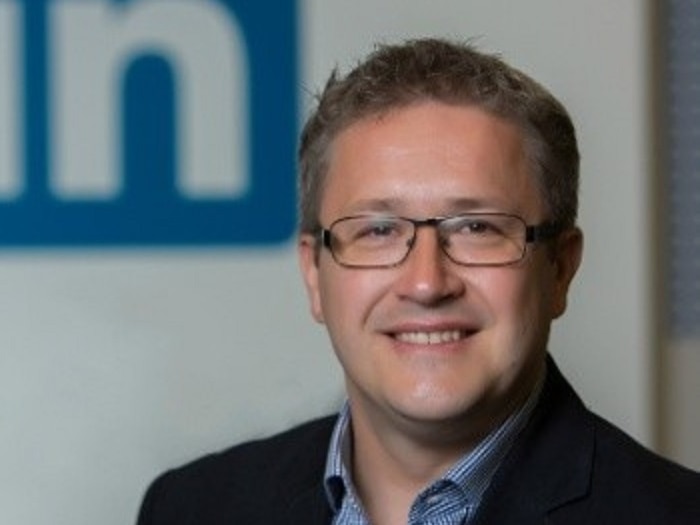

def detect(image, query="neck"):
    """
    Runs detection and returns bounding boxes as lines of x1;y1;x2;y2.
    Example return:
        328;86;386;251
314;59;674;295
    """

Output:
348;401;487;525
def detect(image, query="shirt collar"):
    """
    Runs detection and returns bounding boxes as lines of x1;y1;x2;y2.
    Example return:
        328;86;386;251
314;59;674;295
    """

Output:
323;403;353;512
323;365;546;515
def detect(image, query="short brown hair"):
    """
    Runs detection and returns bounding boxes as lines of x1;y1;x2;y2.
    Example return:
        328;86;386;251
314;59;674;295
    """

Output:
298;38;579;234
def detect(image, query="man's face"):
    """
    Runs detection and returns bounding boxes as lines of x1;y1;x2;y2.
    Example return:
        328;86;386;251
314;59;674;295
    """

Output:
299;102;582;441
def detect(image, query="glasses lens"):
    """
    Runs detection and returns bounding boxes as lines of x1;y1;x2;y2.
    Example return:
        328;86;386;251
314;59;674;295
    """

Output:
330;216;413;267
441;214;526;265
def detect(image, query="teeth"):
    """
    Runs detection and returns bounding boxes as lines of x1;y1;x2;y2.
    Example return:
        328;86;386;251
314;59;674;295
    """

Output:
395;330;463;345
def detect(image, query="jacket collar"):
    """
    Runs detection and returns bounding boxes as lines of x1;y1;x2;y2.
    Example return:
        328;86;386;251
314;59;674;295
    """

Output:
473;355;595;524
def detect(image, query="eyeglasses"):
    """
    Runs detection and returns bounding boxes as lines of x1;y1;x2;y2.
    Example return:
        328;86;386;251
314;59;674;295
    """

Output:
319;213;561;268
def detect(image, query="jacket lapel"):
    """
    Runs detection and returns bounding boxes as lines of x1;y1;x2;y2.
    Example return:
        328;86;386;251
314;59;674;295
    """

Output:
473;357;595;524
274;416;335;525
286;484;333;525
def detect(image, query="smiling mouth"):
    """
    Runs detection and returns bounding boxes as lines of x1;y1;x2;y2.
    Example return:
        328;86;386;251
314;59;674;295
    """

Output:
393;330;468;345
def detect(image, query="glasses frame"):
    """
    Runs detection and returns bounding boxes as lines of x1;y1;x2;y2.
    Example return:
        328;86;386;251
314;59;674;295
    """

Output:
318;212;563;269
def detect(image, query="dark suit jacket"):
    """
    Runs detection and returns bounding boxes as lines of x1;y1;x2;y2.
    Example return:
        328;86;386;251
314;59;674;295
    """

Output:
137;359;700;524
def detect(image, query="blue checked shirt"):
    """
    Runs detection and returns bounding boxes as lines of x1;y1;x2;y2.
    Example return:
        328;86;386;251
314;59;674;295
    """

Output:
323;373;544;525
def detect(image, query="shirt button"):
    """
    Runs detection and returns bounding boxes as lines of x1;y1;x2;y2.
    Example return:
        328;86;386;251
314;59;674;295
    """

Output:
426;494;443;505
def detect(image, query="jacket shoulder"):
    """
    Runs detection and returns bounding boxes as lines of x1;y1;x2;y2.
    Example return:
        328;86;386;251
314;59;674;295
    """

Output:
137;415;337;525
169;414;336;480
588;413;700;520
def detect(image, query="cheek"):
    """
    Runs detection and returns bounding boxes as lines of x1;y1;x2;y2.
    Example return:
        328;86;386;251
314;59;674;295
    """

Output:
474;267;553;344
316;267;390;330
316;268;394;381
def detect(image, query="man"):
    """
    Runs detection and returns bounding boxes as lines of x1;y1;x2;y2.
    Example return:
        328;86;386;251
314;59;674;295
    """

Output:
137;38;700;524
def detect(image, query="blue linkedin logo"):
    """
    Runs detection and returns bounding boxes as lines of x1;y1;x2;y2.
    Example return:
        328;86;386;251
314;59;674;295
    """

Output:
0;0;297;246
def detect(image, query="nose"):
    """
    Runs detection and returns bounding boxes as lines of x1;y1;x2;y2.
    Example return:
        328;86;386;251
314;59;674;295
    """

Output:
393;228;465;305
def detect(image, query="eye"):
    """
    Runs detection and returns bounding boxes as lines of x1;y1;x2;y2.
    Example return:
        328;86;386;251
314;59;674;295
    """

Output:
464;220;490;234
442;216;518;249
353;219;402;240
452;218;501;236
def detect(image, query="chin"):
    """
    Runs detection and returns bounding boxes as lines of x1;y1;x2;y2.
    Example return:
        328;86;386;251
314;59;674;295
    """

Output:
391;389;485;425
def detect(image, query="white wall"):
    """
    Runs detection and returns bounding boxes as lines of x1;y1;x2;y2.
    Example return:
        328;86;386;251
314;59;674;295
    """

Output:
0;2;653;524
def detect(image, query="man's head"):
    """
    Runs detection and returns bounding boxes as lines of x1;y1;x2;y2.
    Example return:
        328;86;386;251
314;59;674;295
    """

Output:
298;38;583;445
299;38;579;237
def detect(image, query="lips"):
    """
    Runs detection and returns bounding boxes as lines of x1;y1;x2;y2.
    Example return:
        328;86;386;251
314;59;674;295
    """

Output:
394;330;464;345
382;313;481;348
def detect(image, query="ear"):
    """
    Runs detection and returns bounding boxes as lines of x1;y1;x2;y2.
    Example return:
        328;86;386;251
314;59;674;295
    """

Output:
550;227;583;319
298;233;325;324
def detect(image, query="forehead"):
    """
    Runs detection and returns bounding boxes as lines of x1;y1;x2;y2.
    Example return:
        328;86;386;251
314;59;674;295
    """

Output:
321;102;544;219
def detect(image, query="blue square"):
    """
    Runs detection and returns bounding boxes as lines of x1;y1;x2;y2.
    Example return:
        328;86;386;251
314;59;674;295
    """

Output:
4;0;298;246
